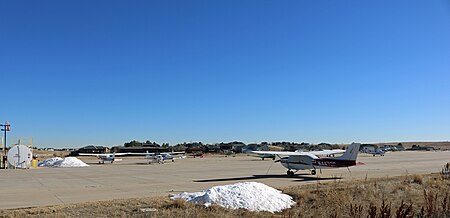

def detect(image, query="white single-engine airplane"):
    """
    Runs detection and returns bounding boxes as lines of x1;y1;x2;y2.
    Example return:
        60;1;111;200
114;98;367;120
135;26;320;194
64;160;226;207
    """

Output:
128;151;185;164
252;143;361;177
78;152;128;164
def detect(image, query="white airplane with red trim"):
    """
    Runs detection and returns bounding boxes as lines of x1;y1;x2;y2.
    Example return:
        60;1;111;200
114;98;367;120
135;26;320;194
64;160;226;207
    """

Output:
252;143;361;177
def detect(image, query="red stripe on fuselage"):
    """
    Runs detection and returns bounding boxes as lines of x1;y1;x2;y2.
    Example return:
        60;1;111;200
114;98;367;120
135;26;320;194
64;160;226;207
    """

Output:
282;158;356;168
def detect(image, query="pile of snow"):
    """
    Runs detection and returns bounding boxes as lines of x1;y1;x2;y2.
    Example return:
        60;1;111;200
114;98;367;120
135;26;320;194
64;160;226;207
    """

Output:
38;157;63;167
38;157;89;167
56;157;89;167
170;182;295;212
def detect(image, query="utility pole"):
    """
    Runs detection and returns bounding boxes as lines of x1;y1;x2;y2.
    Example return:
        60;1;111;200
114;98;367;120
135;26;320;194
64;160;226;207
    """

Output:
0;122;10;168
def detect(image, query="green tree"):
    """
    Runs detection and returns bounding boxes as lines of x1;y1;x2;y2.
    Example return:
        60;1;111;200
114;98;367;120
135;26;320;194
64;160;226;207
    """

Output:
124;140;142;147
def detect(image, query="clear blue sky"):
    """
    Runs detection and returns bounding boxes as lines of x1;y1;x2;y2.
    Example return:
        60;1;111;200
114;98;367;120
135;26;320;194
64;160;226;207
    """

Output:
1;1;449;148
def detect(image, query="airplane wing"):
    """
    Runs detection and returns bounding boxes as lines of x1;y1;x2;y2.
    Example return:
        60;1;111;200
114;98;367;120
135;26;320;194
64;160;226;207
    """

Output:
252;149;345;156
110;153;129;156
79;153;105;157
161;152;185;155
78;153;128;156
252;151;319;159
308;149;346;156
127;151;185;156
127;152;156;156
252;151;304;156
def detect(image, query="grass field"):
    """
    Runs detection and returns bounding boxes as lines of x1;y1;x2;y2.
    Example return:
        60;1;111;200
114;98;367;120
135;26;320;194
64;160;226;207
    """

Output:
1;171;448;218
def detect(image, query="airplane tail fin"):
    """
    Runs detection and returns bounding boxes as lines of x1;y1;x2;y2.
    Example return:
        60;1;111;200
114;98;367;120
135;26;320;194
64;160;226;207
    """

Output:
334;143;360;161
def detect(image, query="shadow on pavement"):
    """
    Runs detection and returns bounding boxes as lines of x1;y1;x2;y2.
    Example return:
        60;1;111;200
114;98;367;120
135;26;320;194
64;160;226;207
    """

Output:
194;174;342;183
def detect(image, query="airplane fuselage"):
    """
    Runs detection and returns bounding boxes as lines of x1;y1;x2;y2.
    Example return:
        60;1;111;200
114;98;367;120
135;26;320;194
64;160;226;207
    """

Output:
97;155;115;164
280;156;357;170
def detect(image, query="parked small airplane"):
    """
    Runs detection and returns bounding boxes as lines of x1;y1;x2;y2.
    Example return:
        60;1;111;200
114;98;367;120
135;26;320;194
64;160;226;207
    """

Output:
190;151;204;158
368;148;385;156
223;150;236;157
252;143;361;177
79;152;128;164
128;151;185;164
258;153;276;160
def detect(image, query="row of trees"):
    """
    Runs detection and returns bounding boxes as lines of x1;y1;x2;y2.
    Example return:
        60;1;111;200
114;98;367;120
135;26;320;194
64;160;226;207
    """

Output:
122;140;342;152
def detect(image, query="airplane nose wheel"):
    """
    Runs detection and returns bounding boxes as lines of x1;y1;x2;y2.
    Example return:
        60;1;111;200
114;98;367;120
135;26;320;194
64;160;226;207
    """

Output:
287;170;295;177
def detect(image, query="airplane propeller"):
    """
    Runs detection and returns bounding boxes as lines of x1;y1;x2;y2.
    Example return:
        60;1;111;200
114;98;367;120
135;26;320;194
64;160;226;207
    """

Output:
274;154;282;163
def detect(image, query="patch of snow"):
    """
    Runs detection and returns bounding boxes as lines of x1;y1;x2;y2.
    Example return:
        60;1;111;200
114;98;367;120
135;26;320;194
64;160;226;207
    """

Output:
170;182;295;212
56;157;89;167
38;157;89;167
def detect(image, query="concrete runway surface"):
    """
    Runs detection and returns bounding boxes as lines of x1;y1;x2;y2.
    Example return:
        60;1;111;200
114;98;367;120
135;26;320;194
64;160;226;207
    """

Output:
0;151;448;209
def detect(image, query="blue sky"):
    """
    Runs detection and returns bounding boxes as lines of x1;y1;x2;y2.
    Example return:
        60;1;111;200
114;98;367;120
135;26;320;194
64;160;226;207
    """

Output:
1;1;449;147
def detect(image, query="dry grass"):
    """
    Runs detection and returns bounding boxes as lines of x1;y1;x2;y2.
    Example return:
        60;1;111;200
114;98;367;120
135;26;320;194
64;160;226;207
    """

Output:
412;174;424;185
1;174;449;218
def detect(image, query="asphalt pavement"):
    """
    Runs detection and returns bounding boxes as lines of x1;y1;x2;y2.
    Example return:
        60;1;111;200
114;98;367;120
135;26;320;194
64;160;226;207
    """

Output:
0;151;448;209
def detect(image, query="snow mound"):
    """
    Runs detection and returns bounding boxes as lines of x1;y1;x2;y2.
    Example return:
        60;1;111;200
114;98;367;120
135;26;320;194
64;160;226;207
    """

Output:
56;157;89;167
38;157;89;167
38;157;63;167
170;182;295;212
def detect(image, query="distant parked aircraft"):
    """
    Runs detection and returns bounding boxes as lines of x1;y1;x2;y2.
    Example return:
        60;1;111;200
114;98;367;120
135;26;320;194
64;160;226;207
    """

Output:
79;153;128;164
257;153;276;160
189;151;204;158
223;150;235;157
368;148;386;156
128;151;185;164
252;143;361;176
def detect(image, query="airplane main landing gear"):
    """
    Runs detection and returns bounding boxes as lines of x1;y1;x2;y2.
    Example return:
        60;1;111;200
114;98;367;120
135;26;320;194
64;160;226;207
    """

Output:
287;170;295;177
311;169;317;175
